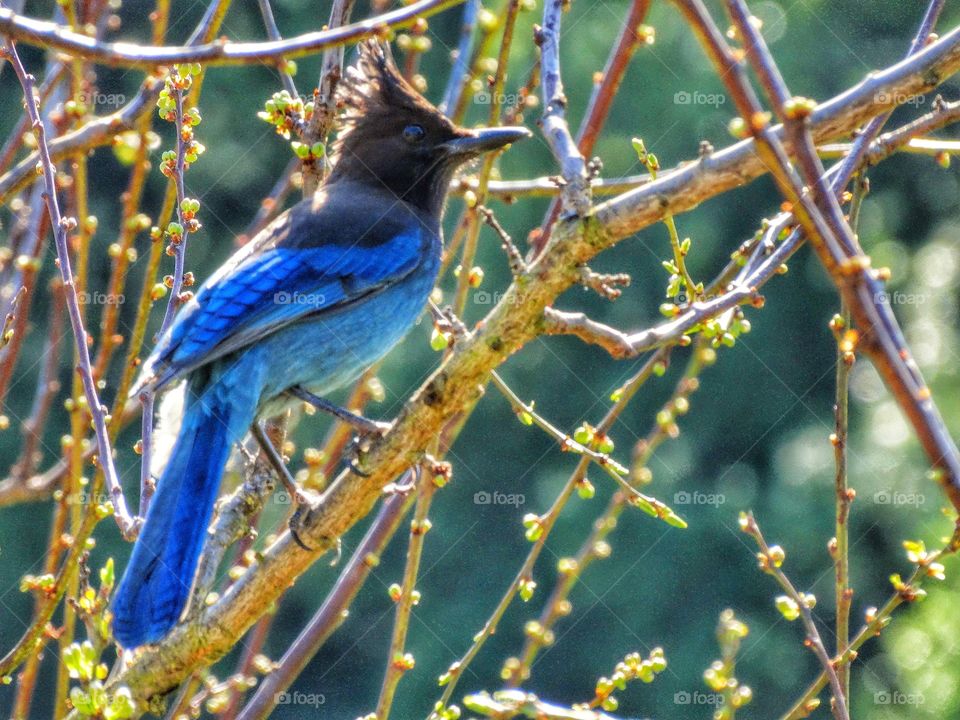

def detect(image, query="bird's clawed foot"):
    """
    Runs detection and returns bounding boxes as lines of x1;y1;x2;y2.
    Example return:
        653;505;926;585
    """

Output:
288;495;323;552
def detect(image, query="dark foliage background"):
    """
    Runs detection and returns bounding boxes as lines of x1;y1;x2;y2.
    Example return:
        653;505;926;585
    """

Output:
1;0;959;717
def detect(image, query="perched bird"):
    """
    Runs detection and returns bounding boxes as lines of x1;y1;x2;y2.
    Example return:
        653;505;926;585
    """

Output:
112;41;529;648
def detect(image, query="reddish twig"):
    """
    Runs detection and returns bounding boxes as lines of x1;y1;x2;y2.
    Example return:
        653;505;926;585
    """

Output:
301;0;356;195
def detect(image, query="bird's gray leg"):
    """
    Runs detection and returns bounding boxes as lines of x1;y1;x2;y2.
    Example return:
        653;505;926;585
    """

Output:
249;421;300;498
287;386;390;434
250;421;320;551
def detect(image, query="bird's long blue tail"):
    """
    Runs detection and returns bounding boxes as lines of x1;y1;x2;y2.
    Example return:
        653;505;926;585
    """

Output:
112;381;244;648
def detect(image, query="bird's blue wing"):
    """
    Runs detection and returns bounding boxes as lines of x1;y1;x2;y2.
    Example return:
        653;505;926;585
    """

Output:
145;227;424;390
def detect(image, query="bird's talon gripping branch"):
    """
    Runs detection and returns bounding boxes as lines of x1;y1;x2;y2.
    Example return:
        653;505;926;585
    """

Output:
347;437;370;478
289;503;319;552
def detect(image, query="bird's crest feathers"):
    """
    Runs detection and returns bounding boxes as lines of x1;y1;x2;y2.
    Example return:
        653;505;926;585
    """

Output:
334;40;446;153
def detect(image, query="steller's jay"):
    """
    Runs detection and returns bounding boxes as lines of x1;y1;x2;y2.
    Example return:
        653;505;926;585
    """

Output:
111;41;529;648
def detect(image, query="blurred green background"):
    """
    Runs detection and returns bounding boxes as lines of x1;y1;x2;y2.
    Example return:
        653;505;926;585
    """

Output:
2;0;960;717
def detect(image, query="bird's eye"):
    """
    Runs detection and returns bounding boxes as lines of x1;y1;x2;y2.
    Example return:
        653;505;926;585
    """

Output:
402;124;426;144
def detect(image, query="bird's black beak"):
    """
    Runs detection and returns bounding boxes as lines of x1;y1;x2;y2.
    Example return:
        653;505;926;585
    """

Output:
442;126;531;157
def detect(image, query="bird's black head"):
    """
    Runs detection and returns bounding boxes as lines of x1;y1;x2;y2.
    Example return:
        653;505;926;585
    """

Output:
328;41;529;217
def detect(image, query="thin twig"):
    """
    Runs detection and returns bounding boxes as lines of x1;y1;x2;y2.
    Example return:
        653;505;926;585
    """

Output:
452;0;522;315
592;25;960;239
2;40;136;538
255;0;299;97
301;0;356;195
439;0;480;113
0;79;160;203
782;524;960;720
9;281;64;483
478;205;526;276
376;469;435;719
537;0;590;218
740;512;849;720
679;0;960;509
0;0;465;68
831;173;869;703
531;0;650;254
439;349;669;706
